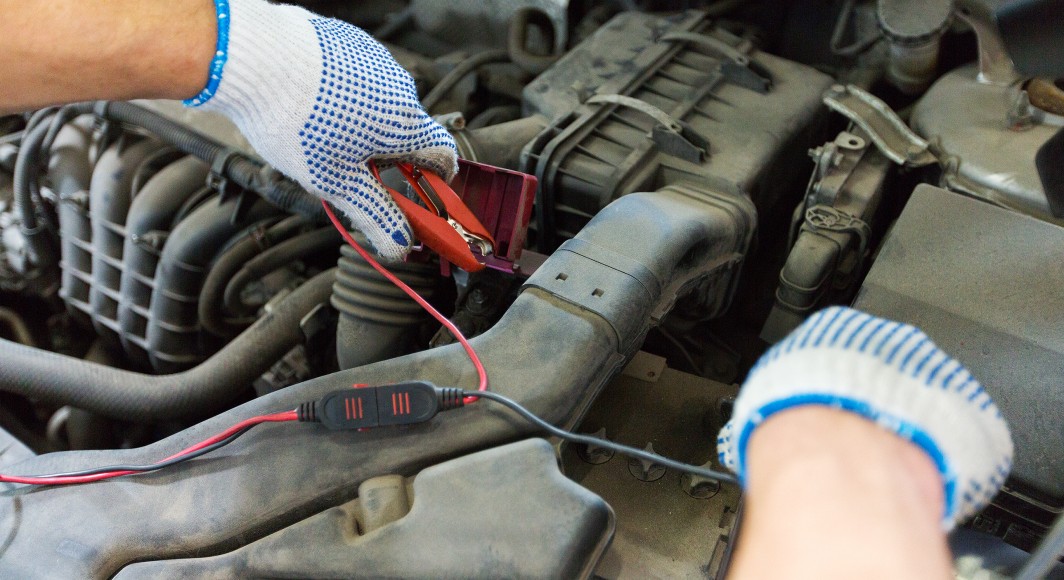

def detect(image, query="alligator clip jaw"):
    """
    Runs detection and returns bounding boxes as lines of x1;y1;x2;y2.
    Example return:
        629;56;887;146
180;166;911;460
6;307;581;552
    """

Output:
368;161;495;272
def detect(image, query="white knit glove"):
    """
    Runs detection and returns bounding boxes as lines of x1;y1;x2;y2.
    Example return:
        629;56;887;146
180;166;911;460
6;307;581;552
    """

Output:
185;0;458;261
717;306;1013;529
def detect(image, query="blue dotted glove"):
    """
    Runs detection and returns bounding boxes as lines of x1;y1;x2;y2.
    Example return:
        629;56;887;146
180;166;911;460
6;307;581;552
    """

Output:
186;0;457;261
717;306;1014;529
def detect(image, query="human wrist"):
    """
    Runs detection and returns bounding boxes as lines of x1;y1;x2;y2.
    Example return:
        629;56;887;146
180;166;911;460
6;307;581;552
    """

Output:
91;0;219;102
181;0;231;105
745;406;944;514
717;307;1013;528
732;406;952;580
185;0;316;115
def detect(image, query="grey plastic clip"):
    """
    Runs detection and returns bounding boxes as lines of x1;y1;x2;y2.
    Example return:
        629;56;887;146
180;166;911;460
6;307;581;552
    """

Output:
586;94;710;163
659;31;772;94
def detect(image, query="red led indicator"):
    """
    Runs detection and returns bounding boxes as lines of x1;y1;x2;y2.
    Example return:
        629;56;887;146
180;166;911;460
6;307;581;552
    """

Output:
344;396;364;419
390;391;412;416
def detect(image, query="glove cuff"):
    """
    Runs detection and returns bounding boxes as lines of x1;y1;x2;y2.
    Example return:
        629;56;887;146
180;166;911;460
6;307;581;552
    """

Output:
184;0;318;134
182;0;326;186
184;0;231;108
717;306;1014;529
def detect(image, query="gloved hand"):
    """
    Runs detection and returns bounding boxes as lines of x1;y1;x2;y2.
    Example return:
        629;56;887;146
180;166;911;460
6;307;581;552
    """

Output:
185;0;457;261
717;306;1014;529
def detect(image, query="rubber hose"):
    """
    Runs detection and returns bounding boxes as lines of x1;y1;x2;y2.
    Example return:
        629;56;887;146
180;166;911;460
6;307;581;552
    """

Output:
222;226;342;319
466;105;523;130
332;243;439;370
507;8;560;75
421;49;510;113
454;115;548;169
41;106;82;157
0;307;35;346
198;215;310;337
0;269;336;420
12;121;57;270
97;101;326;221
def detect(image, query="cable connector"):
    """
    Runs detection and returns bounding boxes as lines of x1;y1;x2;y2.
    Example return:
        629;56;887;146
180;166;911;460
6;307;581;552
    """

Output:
298;381;465;430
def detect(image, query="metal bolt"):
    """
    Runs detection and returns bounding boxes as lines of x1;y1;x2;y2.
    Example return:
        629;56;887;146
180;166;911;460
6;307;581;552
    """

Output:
681;461;723;499
628;442;667;482
468;288;487;306
578;427;615;465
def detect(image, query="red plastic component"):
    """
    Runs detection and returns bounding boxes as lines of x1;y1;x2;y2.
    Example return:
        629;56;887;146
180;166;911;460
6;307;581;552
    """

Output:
444;158;538;274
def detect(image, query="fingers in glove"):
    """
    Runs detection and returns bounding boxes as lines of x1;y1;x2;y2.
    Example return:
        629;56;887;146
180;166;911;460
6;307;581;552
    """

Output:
325;164;414;262
372;141;459;182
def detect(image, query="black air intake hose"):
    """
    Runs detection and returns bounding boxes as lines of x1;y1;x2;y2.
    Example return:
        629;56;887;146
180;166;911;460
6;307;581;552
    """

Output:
0;269;335;421
13;120;60;272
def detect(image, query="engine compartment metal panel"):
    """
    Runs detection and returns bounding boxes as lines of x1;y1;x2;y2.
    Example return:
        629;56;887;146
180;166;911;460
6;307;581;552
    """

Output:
911;65;1057;217
854;184;1064;505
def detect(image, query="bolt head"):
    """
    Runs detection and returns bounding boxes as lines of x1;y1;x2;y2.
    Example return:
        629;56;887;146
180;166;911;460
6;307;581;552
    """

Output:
681;473;721;499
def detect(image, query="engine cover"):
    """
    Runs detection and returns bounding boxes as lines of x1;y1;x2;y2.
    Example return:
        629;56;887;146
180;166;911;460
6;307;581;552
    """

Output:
854;184;1064;550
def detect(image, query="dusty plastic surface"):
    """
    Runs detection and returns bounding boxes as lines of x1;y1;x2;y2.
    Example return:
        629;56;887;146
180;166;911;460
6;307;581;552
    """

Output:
855;184;1064;549
115;439;613;579
0;186;752;578
521;11;832;247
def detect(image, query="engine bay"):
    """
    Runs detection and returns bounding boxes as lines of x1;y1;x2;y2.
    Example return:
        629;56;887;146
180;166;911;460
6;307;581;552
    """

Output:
0;1;1062;577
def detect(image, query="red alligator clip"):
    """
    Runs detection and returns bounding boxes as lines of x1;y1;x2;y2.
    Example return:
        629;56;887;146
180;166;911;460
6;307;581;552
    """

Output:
368;161;495;272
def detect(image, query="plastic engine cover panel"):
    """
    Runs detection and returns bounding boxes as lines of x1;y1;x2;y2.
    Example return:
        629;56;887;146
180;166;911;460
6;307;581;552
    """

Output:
114;439;615;579
854;185;1064;544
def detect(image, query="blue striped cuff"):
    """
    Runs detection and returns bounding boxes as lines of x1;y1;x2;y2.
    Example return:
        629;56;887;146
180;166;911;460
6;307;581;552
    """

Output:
731;393;957;522
184;0;231;107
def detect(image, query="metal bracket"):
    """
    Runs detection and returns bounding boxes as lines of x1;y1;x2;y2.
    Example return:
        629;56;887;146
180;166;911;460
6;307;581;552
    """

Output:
586;94;710;163
955;0;1021;87
822;84;938;167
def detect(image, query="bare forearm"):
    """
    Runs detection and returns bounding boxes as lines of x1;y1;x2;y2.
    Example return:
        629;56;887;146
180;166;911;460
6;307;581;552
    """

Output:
729;407;952;579
0;0;215;114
